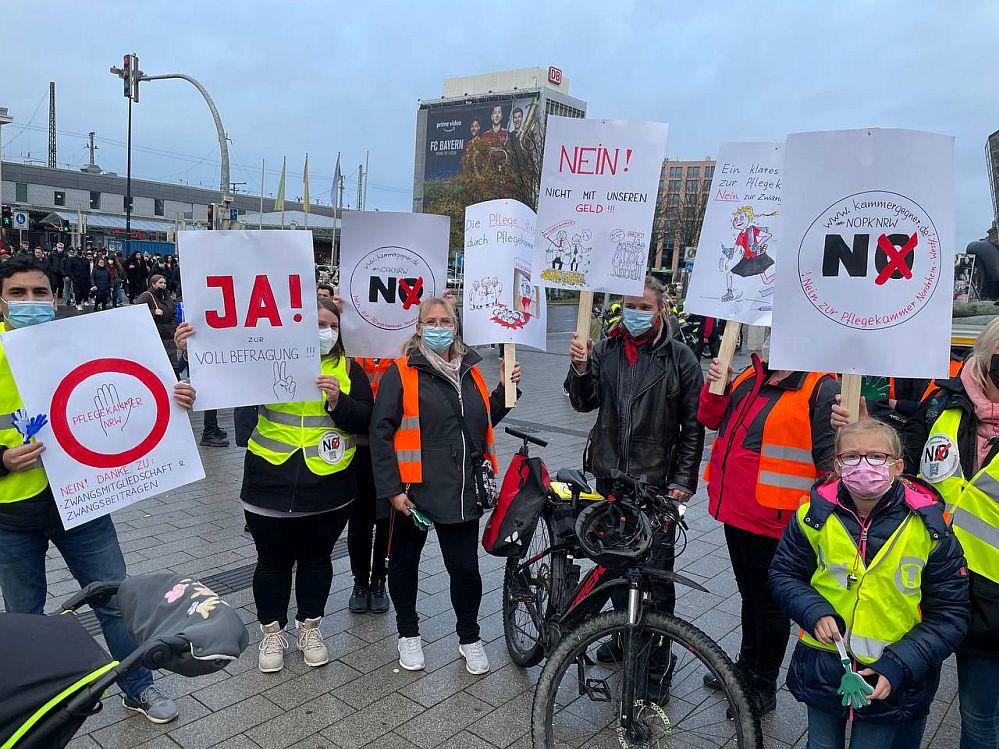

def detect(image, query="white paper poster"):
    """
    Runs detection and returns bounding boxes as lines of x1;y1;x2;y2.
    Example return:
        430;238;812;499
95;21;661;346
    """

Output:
178;230;321;410
462;200;548;350
770;128;954;378
685;142;783;326
339;211;450;358
2;306;205;530
532;117;668;295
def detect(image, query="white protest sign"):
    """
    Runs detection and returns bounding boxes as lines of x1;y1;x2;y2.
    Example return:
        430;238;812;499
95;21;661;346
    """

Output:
770;128;954;378
178;230;321;410
340;211;450;359
2;306;205;530
462;199;547;350
685;142;783;326
532;117;668;295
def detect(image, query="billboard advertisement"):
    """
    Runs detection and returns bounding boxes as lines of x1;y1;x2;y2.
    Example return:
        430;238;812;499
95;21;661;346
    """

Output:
423;95;539;186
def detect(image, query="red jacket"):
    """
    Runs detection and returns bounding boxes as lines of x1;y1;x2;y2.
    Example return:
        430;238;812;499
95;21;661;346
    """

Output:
697;355;839;538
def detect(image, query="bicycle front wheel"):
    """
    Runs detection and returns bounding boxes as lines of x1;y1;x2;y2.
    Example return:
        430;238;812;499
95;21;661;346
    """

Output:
531;610;761;748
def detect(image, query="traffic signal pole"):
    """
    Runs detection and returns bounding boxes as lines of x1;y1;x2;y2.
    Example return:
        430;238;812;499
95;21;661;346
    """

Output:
125;93;133;257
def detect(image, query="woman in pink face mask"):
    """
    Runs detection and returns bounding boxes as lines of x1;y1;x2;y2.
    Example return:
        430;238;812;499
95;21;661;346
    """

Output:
769;420;969;748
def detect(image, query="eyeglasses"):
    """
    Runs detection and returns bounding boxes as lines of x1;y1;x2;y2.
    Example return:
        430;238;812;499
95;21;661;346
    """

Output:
423;318;455;329
836;452;895;467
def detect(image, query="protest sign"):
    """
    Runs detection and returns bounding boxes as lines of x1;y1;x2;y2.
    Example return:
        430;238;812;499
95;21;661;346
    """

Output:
2;306;205;530
770;128;955;379
178;230;321;411
339;211;450;359
954;253;976;303
462;199;547;351
685;142;783;327
532;117;668;296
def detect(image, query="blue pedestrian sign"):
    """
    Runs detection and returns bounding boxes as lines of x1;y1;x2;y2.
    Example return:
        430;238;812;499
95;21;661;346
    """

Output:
13;211;28;228
229;208;238;221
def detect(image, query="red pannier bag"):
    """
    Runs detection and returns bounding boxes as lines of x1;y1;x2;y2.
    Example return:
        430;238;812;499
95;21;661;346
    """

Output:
482;452;551;557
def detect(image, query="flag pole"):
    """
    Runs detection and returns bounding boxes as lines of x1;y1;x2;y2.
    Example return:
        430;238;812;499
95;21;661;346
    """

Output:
303;152;310;230
281;156;286;229
259;158;264;230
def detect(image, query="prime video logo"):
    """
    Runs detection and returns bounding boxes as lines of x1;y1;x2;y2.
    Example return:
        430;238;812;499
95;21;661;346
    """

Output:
436;119;461;133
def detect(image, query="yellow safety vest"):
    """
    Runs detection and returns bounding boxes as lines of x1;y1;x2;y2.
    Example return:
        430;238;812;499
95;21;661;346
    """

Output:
919;408;999;583
0;334;49;503
247;355;355;476
796;502;934;663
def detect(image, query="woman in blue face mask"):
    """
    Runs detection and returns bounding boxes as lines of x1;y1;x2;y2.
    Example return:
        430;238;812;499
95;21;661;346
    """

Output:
565;275;706;705
369;296;521;676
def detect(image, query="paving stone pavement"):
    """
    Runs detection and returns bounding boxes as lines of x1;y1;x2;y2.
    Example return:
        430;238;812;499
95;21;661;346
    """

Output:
9;309;963;748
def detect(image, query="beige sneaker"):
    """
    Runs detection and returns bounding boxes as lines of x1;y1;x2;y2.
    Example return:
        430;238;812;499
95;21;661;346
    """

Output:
297;617;329;667
258;622;287;673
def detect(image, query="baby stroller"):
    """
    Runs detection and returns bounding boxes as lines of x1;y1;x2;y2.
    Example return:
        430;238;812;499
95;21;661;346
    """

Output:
0;572;249;749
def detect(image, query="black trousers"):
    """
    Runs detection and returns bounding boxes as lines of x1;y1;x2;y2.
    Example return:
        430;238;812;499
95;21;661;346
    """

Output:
724;523;790;692
388;515;481;644
346;448;389;583
245;506;351;629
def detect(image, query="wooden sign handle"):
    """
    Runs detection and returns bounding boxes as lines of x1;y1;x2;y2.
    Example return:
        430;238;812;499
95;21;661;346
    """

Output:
708;321;742;395
576;290;594;343
840;373;862;423
503;343;517;408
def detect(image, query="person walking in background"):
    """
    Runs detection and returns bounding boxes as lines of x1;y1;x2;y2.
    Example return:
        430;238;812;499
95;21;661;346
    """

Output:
697;340;839;715
134;274;179;374
369;296;520;675
69;248;92;311
90;256;114;311
125;253;146;302
770;419;968;748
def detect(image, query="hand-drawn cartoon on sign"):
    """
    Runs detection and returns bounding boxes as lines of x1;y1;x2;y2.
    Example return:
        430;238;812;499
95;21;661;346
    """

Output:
532;117;668;295
2;305;205;529
770;128;955;378
339;211;450;358
178;230;321;410
462;199;547;350
685;142;783;326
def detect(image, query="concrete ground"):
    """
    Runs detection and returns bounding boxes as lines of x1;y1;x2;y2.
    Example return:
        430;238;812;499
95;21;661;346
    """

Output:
9;303;963;748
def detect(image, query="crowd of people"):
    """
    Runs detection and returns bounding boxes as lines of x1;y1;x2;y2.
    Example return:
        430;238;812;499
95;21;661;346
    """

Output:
0;251;998;747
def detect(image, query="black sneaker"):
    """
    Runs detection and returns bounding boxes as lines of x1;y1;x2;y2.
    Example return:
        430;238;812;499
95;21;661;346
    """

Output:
595;634;623;663
208;426;229;439
369;578;389;613
200;432;229;447
348;581;369;613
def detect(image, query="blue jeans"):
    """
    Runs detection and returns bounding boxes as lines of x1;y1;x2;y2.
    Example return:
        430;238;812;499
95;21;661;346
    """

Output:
806;706;927;748
0;515;153;698
958;650;999;748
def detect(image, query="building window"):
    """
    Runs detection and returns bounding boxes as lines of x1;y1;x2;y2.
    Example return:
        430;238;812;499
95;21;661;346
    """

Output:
54;190;66;207
666;194;679;207
668;179;681;192
687;166;701;177
669;166;682;177
686;179;699;192
90;191;101;210
15;183;27;202
154;198;165;216
685;193;698;206
705;165;715;178
183;203;194;220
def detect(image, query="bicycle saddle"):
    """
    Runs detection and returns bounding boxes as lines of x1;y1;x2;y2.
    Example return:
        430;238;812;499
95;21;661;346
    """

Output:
555;468;592;496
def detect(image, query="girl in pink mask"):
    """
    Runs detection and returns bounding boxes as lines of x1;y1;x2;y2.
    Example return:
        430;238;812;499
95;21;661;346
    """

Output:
770;420;968;748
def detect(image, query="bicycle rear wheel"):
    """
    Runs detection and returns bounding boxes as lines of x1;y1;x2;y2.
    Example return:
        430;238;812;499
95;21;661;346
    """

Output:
531;610;761;748
502;509;568;667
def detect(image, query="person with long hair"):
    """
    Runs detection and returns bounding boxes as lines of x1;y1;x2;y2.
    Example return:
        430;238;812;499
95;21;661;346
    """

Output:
369;296;520;675
175;297;372;673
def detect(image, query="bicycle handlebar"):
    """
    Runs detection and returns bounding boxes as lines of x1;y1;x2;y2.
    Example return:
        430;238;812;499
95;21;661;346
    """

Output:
504;426;548;448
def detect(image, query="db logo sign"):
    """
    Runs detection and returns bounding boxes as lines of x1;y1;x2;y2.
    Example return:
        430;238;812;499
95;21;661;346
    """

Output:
349;246;437;331
548;66;563;85
798;190;942;330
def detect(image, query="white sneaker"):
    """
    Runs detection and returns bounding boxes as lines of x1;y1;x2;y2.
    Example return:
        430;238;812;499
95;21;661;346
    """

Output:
398;636;425;671
76;304;83;311
258;622;287;673
296;617;329;667
459;640;490;675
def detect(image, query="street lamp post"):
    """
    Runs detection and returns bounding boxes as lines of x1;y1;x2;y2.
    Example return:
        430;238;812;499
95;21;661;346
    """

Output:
0;107;13;246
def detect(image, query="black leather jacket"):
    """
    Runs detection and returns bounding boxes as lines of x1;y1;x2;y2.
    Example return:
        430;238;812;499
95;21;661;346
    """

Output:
564;333;705;494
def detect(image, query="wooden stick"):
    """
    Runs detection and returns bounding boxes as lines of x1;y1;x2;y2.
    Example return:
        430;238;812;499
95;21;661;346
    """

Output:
840;373;862;423
503;343;517;408
708;321;741;395
576;290;594;343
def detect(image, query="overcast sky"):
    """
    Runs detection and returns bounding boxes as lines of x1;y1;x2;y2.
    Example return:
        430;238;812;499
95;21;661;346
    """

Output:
2;1;996;248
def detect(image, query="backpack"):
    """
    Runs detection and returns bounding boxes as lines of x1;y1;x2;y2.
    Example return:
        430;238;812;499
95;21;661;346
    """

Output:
482;452;550;557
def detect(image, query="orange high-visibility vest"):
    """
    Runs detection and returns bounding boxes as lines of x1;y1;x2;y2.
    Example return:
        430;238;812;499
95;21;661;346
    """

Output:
393;359;498;484
707;367;832;510
357;357;394;399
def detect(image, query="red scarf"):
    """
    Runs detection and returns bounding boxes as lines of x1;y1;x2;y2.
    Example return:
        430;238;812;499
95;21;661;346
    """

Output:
610;317;661;366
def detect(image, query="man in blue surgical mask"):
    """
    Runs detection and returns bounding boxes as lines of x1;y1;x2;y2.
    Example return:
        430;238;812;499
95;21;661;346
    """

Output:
0;257;191;725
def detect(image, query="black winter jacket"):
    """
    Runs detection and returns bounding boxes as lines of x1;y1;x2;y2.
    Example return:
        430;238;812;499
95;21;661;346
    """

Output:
903;377;999;658
370;348;512;525
240;357;372;513
564;332;704;494
770;479;969;723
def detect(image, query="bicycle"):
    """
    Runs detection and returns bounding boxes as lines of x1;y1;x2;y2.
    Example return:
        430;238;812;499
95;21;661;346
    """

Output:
500;426;761;748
